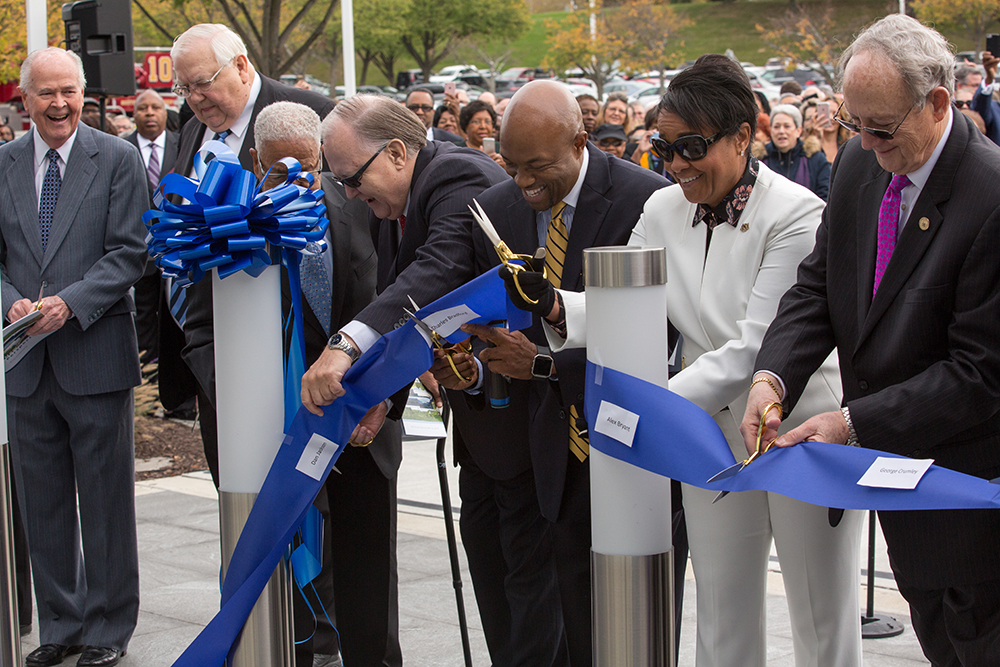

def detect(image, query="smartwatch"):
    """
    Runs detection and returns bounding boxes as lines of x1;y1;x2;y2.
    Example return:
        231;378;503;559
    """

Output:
531;353;554;379
327;332;361;363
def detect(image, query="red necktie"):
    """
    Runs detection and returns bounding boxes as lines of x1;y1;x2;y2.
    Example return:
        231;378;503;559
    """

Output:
398;215;406;233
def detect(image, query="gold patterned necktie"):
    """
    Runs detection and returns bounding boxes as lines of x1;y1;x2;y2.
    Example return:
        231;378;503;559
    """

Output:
545;202;589;462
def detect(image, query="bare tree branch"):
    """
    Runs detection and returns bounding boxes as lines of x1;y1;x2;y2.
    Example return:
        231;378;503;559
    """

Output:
132;0;174;43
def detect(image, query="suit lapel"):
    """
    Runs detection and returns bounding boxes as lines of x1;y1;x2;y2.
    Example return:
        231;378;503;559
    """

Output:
162;131;179;175
857;118;966;346
563;146;612;291
6;135;44;266
325;183;353;327
43;126;98;271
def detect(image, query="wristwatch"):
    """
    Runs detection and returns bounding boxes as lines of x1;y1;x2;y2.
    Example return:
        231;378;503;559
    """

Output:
531;353;554;379
327;332;361;363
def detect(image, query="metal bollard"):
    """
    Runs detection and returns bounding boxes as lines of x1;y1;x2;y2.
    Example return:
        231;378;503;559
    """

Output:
584;246;675;667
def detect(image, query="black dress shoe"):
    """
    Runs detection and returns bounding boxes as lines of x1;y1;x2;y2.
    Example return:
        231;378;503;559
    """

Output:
77;647;125;667
25;644;83;667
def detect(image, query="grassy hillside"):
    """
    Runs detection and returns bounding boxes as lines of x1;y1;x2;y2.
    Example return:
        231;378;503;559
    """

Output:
345;0;982;86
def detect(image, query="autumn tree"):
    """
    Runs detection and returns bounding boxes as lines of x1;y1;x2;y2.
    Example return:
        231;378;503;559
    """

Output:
352;0;410;85
912;0;1000;49
542;6;621;97
0;0;67;82
608;0;691;92
401;0;531;81
132;0;338;78
756;3;858;84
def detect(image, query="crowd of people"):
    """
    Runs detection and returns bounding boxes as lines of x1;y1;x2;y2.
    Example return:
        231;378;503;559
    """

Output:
1;13;1000;667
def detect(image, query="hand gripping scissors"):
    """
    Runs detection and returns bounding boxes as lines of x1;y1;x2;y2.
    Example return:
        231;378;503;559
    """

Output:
404;296;474;384
707;401;783;503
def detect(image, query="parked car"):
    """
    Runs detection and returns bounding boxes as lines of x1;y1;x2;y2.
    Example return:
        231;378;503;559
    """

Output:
759;66;828;89
601;79;651;101
630;84;664;110
745;69;782;103
396;69;425;90
429;65;480;83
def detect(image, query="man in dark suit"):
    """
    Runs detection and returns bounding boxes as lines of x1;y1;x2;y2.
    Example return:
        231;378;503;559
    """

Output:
299;94;508;419
166;23;336;485
743;16;1000;666
405;87;464;145
1;47;147;667
124;88;177;365
251;100;403;667
452;80;668;667
971;51;1000;146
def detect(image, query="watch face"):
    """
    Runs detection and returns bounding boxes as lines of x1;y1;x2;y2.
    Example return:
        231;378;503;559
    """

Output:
533;355;553;378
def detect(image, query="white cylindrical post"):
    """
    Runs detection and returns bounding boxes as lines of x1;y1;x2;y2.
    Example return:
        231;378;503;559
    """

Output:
0;360;21;666
341;0;357;97
213;265;294;667
26;0;48;54
585;246;675;666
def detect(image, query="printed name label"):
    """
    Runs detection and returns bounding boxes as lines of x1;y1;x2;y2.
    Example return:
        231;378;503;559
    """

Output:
857;456;933;490
594;400;640;448
295;434;338;481
423;305;481;338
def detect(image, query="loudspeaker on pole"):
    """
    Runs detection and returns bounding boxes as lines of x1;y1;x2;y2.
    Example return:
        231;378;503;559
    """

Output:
63;0;136;97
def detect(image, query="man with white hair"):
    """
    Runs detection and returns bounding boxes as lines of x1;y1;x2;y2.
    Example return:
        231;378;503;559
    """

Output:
743;15;1000;664
166;24;335;486
251;100;404;667
0;47;147;667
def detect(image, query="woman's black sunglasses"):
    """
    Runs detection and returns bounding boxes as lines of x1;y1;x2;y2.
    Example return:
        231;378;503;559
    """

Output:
650;131;725;162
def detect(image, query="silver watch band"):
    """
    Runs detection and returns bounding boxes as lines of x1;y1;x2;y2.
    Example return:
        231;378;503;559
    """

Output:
841;406;859;447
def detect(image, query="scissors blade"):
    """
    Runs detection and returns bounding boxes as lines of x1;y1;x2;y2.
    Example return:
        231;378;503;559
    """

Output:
468;199;504;249
407;294;420;312
706;461;745;484
403;306;434;337
713;490;731;503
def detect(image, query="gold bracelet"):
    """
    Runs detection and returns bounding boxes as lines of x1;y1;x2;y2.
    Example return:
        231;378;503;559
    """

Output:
751;376;781;400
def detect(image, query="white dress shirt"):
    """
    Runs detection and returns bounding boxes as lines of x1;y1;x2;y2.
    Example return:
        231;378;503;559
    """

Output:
137;130;166;170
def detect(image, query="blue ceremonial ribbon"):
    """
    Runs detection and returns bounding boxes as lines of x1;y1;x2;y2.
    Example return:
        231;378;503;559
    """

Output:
585;362;1000;510
171;268;529;667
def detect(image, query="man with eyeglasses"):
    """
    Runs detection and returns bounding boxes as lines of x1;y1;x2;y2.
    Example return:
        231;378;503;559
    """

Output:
404;87;463;145
250;101;404;667
743;15;1000;665
164;23;335;488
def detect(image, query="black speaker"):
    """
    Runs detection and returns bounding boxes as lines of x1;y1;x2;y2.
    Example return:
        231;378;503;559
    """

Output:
63;0;135;97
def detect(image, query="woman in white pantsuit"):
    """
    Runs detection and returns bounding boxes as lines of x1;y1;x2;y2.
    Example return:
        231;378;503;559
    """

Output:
508;55;864;667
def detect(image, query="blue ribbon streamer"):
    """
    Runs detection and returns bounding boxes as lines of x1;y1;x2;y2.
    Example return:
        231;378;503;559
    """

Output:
586;362;1000;510
171;268;529;667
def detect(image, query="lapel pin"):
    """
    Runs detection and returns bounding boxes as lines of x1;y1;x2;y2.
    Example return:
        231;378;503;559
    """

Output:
918;217;930;231
740;222;749;232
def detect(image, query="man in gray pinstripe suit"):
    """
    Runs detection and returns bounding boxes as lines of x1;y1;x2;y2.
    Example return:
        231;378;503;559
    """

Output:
0;48;147;667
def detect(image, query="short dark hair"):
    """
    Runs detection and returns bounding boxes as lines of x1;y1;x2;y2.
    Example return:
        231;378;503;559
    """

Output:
576;93;598;105
406;86;435;102
459;100;496;132
643;105;658;130
433;104;453;128
779;80;802;96
753;90;771;115
658;54;757;139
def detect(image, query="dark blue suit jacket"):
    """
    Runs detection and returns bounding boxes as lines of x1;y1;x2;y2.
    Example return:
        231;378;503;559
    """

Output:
971;88;1000;146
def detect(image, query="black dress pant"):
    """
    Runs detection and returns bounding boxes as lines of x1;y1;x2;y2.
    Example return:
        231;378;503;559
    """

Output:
896;573;1000;667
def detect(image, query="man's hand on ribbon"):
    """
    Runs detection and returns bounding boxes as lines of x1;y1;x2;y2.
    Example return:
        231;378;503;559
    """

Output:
772;411;849;448
349;401;388;447
463;323;537;380
430;346;478;391
499;265;558;320
740;373;784;456
301;341;355;416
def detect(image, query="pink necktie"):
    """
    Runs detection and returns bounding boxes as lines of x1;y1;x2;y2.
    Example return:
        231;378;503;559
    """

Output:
873;173;911;297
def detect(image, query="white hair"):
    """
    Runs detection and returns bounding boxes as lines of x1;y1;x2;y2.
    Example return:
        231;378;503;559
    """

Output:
770;104;803;128
838;14;955;107
171;24;248;68
255;102;322;150
20;48;86;93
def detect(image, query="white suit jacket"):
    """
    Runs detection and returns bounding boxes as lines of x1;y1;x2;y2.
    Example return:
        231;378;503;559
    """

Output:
548;163;843;450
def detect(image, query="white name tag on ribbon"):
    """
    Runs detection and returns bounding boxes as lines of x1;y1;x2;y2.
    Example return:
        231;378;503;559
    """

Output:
594;400;639;448
423;305;481;338
858;456;934;490
295;434;338;481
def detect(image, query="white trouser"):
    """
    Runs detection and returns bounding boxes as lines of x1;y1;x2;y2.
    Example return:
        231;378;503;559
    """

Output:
682;480;864;667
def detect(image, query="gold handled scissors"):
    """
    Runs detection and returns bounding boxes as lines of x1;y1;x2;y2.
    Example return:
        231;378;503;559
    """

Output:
709;401;783;503
467;198;547;305
404;297;473;384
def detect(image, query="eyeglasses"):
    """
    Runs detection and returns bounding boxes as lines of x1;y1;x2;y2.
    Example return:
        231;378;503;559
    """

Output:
172;60;232;98
332;143;388;189
650;131;726;162
598;138;624;148
407;104;435;113
834;100;916;140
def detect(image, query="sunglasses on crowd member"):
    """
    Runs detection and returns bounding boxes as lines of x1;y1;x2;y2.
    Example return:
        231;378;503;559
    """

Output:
834;100;916;141
954;99;971;109
650;130;726;162
332;142;388;189
598;138;625;148
407;104;435;113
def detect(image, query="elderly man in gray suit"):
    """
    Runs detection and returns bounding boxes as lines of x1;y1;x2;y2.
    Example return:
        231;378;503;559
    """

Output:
0;48;147;667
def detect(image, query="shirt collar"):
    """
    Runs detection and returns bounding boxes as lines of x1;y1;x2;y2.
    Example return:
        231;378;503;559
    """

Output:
226;71;262;141
561;146;589;210
693;156;759;230
33;126;77;168
901;108;952;192
137;131;166;150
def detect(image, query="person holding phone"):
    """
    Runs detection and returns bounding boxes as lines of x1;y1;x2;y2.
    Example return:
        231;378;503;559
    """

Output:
459;100;504;166
971;46;1000;145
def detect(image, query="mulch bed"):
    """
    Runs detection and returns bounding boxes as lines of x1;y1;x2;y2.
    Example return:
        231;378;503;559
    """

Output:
134;362;209;481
